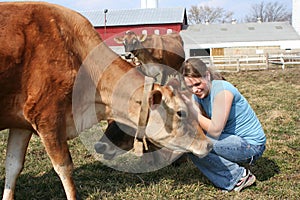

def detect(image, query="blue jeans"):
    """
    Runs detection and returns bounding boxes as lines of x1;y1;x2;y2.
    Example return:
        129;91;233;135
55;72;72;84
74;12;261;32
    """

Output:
188;134;266;191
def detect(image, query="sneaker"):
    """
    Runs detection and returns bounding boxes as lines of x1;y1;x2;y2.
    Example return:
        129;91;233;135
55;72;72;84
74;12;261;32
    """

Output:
233;169;256;192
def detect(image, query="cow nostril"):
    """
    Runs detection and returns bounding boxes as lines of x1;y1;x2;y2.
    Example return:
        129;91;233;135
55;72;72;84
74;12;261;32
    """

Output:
94;142;108;153
177;110;187;118
207;142;213;151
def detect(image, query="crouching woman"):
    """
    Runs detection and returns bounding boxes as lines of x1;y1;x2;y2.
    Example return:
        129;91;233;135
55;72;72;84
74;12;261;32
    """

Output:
181;58;266;192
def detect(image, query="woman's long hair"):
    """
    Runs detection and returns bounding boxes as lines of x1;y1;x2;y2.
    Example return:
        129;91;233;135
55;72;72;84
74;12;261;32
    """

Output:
180;58;225;80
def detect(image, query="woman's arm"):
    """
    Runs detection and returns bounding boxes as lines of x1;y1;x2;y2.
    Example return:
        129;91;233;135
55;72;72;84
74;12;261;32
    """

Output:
197;90;233;138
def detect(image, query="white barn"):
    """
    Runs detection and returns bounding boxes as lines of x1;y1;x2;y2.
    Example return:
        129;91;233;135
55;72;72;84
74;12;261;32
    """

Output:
180;21;300;58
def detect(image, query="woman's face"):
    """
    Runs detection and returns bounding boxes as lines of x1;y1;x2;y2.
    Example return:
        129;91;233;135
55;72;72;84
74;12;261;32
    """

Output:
184;76;210;99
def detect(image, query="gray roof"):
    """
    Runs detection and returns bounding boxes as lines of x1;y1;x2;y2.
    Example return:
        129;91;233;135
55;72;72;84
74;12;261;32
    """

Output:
181;21;300;45
79;7;186;27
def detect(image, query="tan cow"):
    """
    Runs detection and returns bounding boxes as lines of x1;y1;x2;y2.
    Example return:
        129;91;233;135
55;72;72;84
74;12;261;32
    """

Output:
104;32;186;165
0;2;212;200
114;31;185;84
114;31;185;69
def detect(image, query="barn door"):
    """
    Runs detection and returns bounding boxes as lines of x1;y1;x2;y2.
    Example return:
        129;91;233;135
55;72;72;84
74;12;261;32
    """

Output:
211;48;225;70
211;48;224;56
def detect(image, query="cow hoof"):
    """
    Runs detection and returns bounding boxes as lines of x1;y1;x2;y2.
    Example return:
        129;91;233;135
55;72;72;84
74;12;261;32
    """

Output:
94;142;116;160
94;142;107;154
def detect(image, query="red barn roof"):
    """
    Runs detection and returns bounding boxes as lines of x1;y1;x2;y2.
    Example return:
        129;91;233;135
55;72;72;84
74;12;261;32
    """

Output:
80;7;187;45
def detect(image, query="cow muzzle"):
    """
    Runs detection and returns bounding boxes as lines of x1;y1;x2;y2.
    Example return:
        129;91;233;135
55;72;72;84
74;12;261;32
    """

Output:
124;52;134;59
188;136;213;158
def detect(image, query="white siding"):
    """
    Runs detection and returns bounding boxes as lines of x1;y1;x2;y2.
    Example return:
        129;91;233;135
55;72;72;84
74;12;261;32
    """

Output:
293;0;300;35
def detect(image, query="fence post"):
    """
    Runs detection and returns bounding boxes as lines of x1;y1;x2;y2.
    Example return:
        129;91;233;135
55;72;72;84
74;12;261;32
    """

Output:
265;53;269;69
237;58;240;72
280;55;285;70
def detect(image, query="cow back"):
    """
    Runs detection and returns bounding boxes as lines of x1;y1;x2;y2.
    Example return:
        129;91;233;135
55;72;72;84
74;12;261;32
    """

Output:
141;33;185;71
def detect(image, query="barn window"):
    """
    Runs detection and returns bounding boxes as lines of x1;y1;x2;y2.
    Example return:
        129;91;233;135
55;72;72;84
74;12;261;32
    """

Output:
248;27;255;30
167;29;173;34
190;49;210;57
275;26;283;29
154;29;160;35
220;28;227;31
142;30;148;35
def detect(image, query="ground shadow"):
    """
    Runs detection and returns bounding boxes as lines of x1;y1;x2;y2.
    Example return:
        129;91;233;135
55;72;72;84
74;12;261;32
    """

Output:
0;159;209;199
249;156;280;181
0;156;279;199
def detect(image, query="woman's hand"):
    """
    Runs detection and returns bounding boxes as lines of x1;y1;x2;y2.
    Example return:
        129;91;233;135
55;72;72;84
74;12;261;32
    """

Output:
181;92;202;119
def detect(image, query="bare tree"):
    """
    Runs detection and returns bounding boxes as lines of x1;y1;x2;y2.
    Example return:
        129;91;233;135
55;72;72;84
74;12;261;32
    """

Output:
244;1;292;23
188;5;234;24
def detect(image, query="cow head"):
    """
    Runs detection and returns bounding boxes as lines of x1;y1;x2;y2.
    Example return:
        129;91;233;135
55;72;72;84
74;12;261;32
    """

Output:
114;31;147;59
144;82;212;156
95;76;213;160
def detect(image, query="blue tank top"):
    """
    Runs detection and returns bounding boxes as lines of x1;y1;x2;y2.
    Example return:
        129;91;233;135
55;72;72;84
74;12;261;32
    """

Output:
194;80;266;145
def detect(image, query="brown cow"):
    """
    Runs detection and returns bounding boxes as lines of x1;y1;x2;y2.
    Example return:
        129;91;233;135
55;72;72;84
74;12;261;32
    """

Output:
0;2;212;200
114;31;185;84
102;31;186;165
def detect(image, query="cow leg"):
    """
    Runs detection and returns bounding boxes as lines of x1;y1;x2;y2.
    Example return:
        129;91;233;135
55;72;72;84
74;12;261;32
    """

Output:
38;132;78;200
95;121;135;160
3;128;32;200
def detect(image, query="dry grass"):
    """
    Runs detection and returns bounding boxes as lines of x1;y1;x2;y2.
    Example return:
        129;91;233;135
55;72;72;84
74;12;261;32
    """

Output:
0;67;299;199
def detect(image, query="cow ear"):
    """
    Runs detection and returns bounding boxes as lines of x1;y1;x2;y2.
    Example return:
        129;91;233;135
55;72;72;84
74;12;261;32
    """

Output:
138;34;147;42
148;90;162;110
114;37;124;44
166;78;181;91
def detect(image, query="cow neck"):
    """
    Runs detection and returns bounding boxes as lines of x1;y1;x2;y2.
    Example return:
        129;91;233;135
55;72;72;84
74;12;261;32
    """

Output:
134;46;159;63
133;76;154;156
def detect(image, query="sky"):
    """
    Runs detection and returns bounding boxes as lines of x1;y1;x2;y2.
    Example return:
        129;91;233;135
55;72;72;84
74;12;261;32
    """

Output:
1;0;292;21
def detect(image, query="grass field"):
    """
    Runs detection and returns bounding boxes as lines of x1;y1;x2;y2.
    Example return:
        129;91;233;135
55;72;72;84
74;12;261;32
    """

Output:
0;67;299;199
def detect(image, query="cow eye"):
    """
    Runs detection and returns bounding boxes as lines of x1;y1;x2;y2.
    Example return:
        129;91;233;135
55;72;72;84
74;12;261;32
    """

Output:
177;110;187;118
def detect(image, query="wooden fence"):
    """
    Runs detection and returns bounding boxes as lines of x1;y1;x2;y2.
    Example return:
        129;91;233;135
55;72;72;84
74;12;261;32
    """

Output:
193;53;300;72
